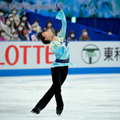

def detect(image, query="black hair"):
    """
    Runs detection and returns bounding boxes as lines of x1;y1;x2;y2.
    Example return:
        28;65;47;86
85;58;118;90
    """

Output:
82;29;88;32
12;8;17;12
0;9;4;13
46;21;52;28
34;19;39;23
0;30;5;36
20;20;25;24
37;32;50;44
56;29;60;35
22;14;26;17
21;14;27;19
69;30;76;36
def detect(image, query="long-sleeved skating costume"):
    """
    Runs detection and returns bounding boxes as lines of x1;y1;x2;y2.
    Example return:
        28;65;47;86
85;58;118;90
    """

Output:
50;10;71;67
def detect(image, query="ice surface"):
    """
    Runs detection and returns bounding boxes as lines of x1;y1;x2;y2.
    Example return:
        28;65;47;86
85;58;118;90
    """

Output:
0;74;120;120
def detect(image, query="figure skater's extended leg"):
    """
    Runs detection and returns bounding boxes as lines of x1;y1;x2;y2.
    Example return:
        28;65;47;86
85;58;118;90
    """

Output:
51;66;68;115
31;66;68;114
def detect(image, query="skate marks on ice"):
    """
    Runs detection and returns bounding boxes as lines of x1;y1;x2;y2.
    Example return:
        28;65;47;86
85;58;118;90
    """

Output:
0;74;120;120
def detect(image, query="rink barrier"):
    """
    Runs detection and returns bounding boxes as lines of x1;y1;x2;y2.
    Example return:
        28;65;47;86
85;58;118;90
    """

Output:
0;67;120;76
0;41;120;76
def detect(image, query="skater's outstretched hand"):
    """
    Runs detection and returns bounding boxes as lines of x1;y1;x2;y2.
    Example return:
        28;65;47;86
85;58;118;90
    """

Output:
55;4;61;12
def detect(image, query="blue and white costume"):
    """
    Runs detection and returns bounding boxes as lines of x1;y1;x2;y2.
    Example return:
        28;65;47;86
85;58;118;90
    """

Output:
50;10;71;68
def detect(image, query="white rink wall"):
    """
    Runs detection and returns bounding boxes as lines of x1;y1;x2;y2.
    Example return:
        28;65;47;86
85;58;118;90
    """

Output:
0;41;120;76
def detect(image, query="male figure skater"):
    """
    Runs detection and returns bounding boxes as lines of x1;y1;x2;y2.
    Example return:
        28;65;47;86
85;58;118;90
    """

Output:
31;4;70;116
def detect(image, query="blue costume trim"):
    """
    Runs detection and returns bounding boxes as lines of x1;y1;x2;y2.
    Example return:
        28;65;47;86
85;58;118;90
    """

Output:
55;59;69;63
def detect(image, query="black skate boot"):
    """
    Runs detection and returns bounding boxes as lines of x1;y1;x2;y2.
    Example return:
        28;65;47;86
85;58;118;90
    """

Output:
31;107;41;114
56;107;63;116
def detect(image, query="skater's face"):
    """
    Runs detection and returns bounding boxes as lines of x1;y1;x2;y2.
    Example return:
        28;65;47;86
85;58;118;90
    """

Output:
42;31;53;41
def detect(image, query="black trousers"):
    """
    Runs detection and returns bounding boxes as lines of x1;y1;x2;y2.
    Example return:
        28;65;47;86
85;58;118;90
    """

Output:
34;66;68;111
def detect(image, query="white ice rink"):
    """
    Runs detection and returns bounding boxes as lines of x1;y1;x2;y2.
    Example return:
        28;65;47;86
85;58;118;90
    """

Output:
0;74;120;120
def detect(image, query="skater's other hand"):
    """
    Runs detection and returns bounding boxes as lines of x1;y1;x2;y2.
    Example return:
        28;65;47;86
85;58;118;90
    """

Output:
55;4;61;12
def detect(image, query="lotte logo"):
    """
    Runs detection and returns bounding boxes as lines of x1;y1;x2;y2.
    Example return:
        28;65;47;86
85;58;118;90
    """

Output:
0;45;54;66
81;44;101;64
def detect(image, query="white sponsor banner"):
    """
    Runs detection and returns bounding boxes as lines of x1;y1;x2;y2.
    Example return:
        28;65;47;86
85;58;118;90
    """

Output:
0;41;120;70
0;42;55;69
69;41;120;68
